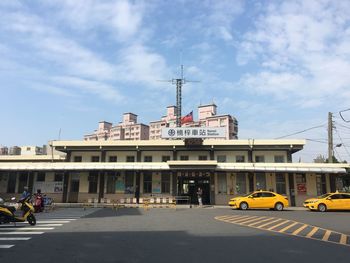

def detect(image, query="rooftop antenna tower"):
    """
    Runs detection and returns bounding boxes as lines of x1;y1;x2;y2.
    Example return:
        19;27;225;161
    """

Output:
159;65;199;127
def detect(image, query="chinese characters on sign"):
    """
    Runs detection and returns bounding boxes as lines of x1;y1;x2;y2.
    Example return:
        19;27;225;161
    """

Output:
161;127;226;139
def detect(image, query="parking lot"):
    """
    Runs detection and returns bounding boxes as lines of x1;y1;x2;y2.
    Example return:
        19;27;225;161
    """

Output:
0;207;349;263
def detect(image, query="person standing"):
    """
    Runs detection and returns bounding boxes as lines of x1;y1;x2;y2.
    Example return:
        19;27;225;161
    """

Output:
197;187;203;207
135;185;140;204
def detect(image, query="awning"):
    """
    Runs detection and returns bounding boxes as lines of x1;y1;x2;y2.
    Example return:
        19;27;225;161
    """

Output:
0;162;169;171
217;163;347;174
0;162;347;174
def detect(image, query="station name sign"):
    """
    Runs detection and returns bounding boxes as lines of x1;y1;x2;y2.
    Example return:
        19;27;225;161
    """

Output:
161;127;226;139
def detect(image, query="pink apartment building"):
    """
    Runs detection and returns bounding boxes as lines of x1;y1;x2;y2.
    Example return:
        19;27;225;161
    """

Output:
84;113;149;141
85;104;238;141
149;103;238;140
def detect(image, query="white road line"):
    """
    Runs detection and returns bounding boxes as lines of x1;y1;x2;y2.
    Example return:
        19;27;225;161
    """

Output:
21;221;71;224
0;232;44;235
34;224;63;227
0;245;14;249
0;227;54;231
0;237;31;241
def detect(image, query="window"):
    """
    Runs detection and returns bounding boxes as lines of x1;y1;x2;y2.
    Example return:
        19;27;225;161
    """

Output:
198;155;208;160
261;192;275;197
161;172;170;193
162;156;171;162
126;156;135;162
236;173;247;195
109;156;117;162
217;155;226;163
251;192;262;198
330;194;342;199
276;173;286;194
36;172;45;182
106;172;117;194
125;171;134;194
74;156;82;162
255;155;265;163
180;155;189;160
255;173;266;190
144;156;153;162
88;172;98;193
143;172;152;193
91;156;100;162
236;155;245;162
218;172;227;194
274;155;285;163
54;173;64;182
7;172;16;193
316;174;326;196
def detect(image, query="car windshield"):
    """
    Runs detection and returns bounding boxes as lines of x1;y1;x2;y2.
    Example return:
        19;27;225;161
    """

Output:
318;193;331;199
241;192;253;197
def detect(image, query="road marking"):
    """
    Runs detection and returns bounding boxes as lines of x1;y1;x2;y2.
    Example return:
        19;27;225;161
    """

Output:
0;245;14;249
238;217;266;225
340;234;347;245
267;220;290;231
224;216;250;223
256;218;282;228
322;230;332;241
0;237;31;241
279;222;298;233
35;224;63;227
215;215;350;247
229;216;258;223
306;227;319;238
32;221;71;224
0;232;44;235
0;227;54;231
292;224;308;235
248;217;276;227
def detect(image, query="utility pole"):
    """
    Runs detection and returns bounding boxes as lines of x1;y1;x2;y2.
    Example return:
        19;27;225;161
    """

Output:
328;112;333;163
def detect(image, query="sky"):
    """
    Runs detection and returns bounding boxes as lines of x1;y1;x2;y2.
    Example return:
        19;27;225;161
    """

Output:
1;0;350;163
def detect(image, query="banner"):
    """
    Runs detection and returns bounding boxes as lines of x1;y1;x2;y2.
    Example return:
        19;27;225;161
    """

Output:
161;127;226;139
33;182;63;193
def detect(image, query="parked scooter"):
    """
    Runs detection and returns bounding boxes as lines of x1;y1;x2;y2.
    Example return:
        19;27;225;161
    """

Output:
33;191;44;213
0;195;36;225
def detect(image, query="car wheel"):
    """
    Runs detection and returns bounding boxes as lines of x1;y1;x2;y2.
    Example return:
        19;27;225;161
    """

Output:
239;202;248;210
274;202;284;211
318;203;327;212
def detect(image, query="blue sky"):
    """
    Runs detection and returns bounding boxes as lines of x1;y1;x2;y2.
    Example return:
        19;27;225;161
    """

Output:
1;0;350;162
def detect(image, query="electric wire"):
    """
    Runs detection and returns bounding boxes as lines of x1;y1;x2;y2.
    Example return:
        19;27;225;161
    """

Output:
274;124;326;139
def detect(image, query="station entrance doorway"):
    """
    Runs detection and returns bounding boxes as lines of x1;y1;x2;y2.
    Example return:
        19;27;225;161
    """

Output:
177;174;211;205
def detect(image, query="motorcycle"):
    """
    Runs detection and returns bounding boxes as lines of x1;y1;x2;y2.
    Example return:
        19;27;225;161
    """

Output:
33;193;44;213
0;195;36;225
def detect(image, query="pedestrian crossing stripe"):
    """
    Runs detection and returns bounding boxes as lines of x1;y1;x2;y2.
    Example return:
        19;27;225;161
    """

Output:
215;215;350;247
0;217;77;249
0;245;14;248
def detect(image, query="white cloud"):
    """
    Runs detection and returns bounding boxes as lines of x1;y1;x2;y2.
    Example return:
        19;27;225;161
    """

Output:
236;0;350;109
116;44;170;86
47;0;145;42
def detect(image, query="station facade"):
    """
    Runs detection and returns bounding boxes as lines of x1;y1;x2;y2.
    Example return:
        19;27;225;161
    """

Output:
0;139;348;206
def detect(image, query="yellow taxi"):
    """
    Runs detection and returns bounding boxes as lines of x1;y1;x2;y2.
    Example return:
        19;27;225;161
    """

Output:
228;190;289;211
303;192;350;212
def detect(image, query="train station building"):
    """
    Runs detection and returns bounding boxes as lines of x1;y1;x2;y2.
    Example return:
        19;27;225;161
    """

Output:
0;138;348;206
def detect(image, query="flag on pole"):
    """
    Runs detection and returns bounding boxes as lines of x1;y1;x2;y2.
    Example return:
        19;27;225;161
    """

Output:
181;111;193;124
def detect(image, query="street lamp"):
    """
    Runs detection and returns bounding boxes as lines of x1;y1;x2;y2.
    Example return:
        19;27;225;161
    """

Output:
332;143;342;162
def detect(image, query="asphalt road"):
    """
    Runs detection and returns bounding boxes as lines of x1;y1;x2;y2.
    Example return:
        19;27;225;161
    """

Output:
0;207;349;263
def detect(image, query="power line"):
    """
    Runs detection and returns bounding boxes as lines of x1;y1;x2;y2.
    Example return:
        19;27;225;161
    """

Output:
305;138;328;144
275;124;326;139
